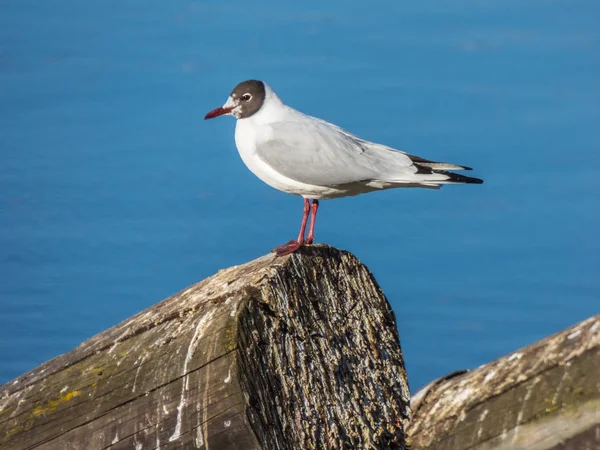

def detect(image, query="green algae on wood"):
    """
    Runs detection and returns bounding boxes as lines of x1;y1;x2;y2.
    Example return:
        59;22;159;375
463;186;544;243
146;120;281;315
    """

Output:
0;245;410;450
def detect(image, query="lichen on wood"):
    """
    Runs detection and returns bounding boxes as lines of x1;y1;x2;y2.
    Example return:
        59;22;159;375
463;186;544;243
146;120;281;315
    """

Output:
0;245;410;450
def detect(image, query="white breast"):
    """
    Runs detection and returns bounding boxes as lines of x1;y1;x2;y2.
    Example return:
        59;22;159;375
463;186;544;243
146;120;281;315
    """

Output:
234;120;339;198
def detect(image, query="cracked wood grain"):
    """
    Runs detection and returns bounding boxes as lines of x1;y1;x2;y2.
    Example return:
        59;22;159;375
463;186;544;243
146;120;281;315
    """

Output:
0;245;410;450
407;314;600;450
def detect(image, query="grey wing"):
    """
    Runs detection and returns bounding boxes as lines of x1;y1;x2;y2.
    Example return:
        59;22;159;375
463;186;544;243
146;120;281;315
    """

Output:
254;120;415;186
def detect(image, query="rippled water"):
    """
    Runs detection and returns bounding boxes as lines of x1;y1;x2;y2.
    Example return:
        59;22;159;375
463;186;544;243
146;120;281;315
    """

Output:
1;0;598;390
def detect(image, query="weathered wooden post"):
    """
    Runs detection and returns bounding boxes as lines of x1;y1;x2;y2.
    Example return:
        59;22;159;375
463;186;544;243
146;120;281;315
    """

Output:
0;246;411;450
3;244;597;450
408;314;600;450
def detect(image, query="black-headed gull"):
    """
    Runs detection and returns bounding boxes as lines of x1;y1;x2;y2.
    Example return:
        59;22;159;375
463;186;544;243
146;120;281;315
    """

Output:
205;80;483;256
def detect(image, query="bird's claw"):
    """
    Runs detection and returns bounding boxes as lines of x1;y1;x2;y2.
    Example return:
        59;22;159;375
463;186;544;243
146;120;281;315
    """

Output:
272;240;303;256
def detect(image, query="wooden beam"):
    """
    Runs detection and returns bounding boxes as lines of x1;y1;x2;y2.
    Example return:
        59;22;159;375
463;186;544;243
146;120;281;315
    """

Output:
0;245;410;450
408;314;600;450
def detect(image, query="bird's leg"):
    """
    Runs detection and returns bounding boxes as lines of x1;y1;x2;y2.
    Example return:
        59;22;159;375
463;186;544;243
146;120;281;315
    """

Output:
296;198;311;243
273;198;311;256
305;199;319;244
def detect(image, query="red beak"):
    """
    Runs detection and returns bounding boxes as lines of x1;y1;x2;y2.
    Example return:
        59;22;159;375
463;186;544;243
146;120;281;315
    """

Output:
204;106;233;120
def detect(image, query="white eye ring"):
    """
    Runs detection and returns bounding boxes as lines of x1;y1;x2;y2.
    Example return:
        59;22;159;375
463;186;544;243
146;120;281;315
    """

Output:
242;93;252;101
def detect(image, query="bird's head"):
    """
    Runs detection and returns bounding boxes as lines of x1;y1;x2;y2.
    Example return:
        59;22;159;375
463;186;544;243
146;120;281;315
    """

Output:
204;79;266;120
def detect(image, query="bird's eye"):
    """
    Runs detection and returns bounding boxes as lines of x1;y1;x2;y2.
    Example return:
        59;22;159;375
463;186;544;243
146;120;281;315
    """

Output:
242;93;252;101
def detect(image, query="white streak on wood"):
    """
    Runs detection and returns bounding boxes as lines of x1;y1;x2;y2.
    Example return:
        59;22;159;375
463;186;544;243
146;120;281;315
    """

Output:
195;401;205;449
224;368;231;383
132;365;142;393
452;386;473;406
512;378;538;444
199;344;215;450
476;409;489;438
567;329;582;340
117;355;126;366
156;404;161;449
169;310;215;442
483;370;495;382
552;371;569;405
508;352;523;361
195;425;205;448
479;409;489;422
224;419;231;427
4;386;32;418
112;433;119;444
151;335;167;348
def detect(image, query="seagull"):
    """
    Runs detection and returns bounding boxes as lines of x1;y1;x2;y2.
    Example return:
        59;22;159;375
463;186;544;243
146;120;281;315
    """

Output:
205;80;483;256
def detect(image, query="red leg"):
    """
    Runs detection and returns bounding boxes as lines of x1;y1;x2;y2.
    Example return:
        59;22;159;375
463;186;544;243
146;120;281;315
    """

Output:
273;198;310;256
296;198;311;243
305;199;319;244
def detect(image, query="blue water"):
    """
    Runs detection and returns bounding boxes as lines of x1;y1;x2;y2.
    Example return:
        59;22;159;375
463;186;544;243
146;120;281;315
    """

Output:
1;0;598;391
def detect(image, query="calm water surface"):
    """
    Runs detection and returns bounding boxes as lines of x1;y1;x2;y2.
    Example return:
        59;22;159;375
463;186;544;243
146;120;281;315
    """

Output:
1;0;599;390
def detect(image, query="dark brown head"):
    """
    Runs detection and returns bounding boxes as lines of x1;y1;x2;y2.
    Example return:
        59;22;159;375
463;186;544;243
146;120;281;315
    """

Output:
205;80;266;120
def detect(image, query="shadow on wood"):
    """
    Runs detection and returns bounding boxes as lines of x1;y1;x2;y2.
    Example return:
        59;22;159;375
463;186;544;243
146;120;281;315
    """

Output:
408;314;600;450
0;245;410;450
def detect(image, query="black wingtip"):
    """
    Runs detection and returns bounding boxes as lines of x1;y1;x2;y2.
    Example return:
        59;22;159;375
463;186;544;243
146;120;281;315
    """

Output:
457;174;483;184
441;171;484;184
